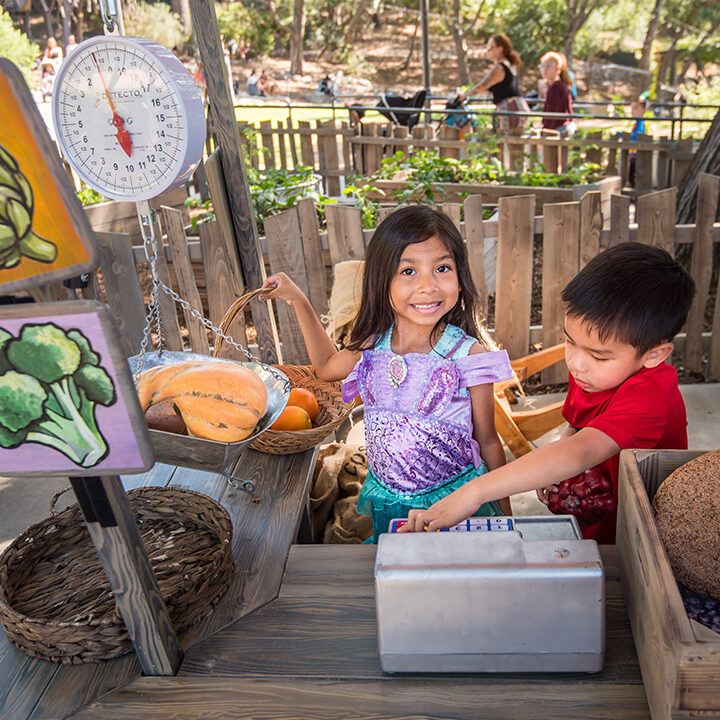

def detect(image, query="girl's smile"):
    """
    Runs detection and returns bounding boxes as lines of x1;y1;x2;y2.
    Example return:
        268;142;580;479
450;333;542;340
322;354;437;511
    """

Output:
389;235;460;347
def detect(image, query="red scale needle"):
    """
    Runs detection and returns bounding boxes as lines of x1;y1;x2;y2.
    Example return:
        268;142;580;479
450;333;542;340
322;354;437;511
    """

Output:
91;51;132;157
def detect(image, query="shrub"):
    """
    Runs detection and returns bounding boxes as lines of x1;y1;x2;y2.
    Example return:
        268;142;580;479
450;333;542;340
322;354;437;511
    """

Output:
123;2;187;51
216;3;275;59
0;9;39;83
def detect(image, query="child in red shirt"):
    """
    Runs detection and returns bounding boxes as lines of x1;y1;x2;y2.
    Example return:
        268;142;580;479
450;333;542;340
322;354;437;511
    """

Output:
400;243;695;543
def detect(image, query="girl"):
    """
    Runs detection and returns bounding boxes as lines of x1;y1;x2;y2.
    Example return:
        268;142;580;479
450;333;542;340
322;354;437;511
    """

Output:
540;51;575;137
457;34;530;134
260;206;513;542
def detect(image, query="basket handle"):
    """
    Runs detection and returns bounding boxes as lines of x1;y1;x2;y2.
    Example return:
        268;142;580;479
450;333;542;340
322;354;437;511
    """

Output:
49;486;72;515
214;287;266;358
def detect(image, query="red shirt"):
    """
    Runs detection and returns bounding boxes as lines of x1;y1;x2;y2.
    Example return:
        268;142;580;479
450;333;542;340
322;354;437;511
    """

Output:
562;363;687;544
543;80;573;130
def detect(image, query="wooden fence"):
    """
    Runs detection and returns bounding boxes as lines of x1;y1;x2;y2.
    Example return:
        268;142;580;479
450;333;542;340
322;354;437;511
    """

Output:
74;174;720;385
224;117;697;196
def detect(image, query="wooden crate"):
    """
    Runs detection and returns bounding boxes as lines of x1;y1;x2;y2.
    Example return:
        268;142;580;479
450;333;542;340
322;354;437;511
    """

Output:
617;449;720;720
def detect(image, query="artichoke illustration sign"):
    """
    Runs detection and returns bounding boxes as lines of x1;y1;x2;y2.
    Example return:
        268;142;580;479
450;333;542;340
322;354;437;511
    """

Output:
0;301;153;477
0;144;58;269
0;59;97;294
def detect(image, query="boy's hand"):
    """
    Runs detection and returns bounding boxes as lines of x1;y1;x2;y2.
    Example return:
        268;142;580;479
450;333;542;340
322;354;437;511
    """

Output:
536;485;557;505
398;482;482;533
259;272;305;306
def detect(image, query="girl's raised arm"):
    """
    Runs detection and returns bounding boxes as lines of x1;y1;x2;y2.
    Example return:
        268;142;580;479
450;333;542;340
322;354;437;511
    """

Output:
260;273;360;382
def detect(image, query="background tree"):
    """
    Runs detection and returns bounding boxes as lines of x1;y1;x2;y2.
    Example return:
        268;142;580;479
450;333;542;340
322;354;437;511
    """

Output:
440;0;486;87
563;0;605;64
267;0;306;75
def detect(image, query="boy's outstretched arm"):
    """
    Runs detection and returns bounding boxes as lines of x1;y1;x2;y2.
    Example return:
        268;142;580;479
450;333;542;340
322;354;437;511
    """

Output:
399;427;620;532
260;273;359;381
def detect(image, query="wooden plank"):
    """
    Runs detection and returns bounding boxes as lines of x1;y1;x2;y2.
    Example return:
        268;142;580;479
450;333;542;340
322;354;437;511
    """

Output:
619;131;631;188
203;149;245;296
280;545;376;598
71;676;651;719
200;221;248;360
712;275;720;380
298;120;315;168
160;206;211;355
325;205;365;265
671;138;693;186
609;195;630;247
190;0;280;364
634;132;653;192
286;118;299;167
0;647;60;720
441;202;462;231
259;120;275;170
340;120;353;177
542;202;580;384
277;121;288;169
438;123;461;160
636;188;676;253
464;194;487;317
94;231;146;358
495;195;535;358
586;131;603;166
318;120;341;196
264;209;311;364
578;191;602;268
70;475;182;676
363;122;381;175
121;462;178;491
685;173;720;373
297;197;328;317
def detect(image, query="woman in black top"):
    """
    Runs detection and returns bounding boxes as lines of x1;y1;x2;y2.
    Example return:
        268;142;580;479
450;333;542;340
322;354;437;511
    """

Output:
459;34;529;133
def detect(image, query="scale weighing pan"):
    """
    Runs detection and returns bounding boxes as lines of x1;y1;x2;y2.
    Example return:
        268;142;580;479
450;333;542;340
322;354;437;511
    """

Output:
128;351;290;488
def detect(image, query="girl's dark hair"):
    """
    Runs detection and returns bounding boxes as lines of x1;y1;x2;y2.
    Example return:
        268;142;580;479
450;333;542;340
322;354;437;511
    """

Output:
346;205;490;351
562;243;695;357
492;34;521;67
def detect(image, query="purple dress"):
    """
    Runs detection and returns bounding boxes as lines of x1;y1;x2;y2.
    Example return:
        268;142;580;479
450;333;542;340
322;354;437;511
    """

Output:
341;324;512;540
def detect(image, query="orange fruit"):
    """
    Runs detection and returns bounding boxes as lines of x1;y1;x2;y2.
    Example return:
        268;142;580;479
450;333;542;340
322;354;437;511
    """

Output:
288;387;319;421
271;405;312;431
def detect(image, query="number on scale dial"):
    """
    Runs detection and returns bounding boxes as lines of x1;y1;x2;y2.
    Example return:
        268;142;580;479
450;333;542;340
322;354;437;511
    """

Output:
52;36;205;201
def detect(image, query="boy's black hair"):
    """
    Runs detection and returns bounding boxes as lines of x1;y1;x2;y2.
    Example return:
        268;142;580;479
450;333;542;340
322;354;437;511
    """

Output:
562;243;695;356
346;205;486;351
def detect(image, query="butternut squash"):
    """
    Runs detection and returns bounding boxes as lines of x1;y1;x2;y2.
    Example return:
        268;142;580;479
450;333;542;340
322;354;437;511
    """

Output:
136;361;268;443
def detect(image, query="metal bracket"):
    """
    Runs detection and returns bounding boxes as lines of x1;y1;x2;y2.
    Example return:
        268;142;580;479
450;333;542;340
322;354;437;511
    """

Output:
222;471;256;495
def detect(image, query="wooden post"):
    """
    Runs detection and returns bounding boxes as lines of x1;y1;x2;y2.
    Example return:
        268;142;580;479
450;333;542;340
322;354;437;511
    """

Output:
685;174;720;374
69;475;182;676
578;191;602;268
297;198;328;318
542;201;579;384
325;205;365;265
634;132;654;192
495;195;535;358
189;0;280;363
319;120;341;196
464;194;488;317
636;188;676;253
609;195;631;247
441;202;462;231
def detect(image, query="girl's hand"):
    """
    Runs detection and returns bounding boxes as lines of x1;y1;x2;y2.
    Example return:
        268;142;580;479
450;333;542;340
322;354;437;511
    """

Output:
536;484;556;505
398;482;483;533
259;272;305;306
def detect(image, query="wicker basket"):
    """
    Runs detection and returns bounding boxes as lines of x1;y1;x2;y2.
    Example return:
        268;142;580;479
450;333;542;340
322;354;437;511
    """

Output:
217;290;354;455
0;487;234;664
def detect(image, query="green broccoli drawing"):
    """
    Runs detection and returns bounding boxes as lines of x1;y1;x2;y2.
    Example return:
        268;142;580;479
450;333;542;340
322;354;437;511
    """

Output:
0;323;117;467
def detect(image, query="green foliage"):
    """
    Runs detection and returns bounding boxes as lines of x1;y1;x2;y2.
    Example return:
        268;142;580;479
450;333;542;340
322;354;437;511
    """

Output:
0;323;116;467
77;185;105;207
216;2;275;59
0;9;39;84
123;2;187;51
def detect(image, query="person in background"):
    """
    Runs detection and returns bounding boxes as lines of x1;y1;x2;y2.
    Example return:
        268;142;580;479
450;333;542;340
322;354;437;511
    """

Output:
65;34;78;55
400;243;695;544
457;33;529;134
247;68;263;96
39;37;63;101
259;206;513;543
627;96;648;187
259;69;278;96
540;51;574;137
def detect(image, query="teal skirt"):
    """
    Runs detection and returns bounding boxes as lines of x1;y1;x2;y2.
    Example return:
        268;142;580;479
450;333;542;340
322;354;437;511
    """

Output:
357;463;502;543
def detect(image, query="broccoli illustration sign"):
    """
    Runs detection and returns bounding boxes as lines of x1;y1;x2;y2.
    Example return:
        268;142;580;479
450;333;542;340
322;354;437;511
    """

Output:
0;59;96;294
0;301;153;476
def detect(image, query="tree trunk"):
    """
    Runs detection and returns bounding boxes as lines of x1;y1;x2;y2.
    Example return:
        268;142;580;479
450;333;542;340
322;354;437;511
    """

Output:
171;0;192;36
450;25;470;86
639;0;665;71
61;0;72;45
289;0;305;75
37;0;55;39
676;108;720;223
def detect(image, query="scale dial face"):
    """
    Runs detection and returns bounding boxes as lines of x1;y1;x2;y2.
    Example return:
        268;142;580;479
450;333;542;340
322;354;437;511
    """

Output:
52;36;205;201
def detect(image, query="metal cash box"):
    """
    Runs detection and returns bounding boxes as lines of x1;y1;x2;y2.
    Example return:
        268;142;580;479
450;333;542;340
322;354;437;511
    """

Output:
375;516;605;673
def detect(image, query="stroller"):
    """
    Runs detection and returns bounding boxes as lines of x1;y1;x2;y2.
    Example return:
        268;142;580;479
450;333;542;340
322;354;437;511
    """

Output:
349;89;427;130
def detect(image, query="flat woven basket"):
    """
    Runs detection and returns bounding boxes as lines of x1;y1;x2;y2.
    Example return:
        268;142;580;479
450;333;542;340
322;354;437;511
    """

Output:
216;289;353;455
0;487;234;664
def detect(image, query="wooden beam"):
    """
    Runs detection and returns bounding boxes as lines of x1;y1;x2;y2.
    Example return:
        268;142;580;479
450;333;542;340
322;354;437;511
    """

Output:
189;0;280;363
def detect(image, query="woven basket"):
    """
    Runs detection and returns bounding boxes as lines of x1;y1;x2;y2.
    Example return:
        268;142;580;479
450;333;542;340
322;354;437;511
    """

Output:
0;487;234;664
216;290;354;455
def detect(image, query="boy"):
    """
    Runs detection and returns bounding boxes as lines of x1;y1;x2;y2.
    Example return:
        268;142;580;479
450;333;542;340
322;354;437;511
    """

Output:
628;96;648;187
400;243;695;543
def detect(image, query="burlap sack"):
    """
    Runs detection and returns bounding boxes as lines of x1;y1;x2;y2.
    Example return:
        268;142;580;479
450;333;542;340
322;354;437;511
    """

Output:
311;443;372;544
